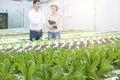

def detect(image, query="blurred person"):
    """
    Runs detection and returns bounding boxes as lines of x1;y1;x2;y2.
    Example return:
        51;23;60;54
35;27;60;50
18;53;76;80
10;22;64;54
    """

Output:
47;2;71;40
28;0;45;41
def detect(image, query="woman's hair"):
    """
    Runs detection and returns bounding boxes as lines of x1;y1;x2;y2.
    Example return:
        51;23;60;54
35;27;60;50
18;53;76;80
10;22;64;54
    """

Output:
50;5;59;11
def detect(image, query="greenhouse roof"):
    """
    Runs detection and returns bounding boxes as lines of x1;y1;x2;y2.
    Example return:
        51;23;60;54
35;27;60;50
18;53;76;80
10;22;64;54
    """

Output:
0;0;55;4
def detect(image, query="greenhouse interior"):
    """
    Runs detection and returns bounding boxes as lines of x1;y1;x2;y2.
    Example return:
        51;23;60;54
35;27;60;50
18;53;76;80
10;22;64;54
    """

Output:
0;0;120;80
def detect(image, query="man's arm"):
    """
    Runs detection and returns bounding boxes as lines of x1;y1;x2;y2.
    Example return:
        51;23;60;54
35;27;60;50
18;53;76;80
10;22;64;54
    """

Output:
41;12;46;24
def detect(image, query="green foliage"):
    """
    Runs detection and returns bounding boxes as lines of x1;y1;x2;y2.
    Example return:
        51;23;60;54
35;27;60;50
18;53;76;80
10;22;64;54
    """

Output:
0;41;120;80
0;13;7;29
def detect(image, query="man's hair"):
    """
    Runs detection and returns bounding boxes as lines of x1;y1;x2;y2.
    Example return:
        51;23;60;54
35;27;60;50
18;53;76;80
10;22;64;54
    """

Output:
33;0;40;4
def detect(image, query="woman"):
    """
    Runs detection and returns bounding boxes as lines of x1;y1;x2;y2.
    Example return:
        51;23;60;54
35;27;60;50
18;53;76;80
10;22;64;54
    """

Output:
47;3;63;40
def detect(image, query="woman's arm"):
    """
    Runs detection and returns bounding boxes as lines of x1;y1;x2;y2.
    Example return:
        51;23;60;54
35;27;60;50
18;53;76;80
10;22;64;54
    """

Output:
58;14;72;18
46;16;53;28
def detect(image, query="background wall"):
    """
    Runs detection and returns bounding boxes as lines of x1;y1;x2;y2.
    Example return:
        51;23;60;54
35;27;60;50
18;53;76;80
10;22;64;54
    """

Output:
62;0;120;31
0;0;120;31
96;0;120;31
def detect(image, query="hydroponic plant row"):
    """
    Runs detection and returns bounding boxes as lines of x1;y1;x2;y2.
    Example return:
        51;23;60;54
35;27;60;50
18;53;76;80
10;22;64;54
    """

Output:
0;37;120;53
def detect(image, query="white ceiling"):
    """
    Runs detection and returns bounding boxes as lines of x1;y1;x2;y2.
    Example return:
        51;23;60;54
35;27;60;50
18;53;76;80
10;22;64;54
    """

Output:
0;0;55;4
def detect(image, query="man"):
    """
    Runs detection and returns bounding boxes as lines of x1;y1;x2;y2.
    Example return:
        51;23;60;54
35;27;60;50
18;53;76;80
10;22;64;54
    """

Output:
28;0;45;41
